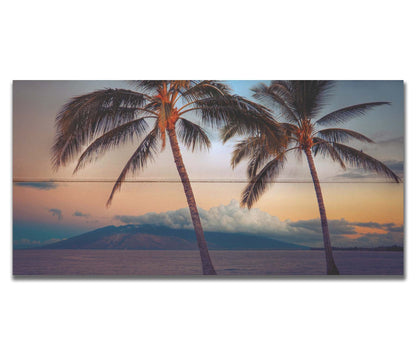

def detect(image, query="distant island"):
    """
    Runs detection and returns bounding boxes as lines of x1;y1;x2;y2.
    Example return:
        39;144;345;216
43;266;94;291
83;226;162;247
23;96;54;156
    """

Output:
38;224;310;251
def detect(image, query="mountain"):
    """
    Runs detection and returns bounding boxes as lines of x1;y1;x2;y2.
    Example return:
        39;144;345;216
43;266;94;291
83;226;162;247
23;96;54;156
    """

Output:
41;224;309;250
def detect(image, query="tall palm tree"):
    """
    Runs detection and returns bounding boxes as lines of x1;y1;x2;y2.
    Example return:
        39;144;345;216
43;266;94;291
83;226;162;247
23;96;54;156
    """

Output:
51;80;273;275
222;80;401;275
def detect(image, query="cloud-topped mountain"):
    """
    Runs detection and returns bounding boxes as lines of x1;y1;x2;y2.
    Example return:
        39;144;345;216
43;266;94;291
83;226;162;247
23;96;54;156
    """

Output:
42;224;309;250
112;200;403;248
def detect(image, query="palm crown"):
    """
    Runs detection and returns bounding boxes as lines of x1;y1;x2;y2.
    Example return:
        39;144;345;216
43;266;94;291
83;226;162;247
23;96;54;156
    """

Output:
225;80;401;208
52;80;272;205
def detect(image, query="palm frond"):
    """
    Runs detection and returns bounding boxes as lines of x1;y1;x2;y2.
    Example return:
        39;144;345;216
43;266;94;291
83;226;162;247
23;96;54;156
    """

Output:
231;136;270;169
131;80;165;94
252;82;299;124
176;118;211;151
220;121;242;143
143;99;162;112
241;156;286;209
188;94;278;144
332;142;401;182
291;81;334;119
269;80;294;100
73;117;150;173
51;131;81;171
246;146;275;178
169;80;192;93
220;115;286;145
106;127;160;206
312;137;346;169
178;80;230;103
315;102;390;126
57;88;150;132
52;88;151;169
317;128;374;144
279;122;299;137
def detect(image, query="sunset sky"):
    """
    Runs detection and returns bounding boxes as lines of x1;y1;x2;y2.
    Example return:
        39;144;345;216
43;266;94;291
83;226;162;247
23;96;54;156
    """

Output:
13;80;404;248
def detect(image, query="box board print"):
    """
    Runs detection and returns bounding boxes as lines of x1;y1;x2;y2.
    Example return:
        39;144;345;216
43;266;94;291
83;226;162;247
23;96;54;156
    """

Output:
13;81;404;276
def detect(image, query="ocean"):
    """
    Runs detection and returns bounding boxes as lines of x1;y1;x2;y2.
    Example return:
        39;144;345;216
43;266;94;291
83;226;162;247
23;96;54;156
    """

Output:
13;249;404;276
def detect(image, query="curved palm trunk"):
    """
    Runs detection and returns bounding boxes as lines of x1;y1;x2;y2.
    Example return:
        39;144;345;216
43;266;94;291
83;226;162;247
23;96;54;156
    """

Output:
167;127;217;275
304;148;340;275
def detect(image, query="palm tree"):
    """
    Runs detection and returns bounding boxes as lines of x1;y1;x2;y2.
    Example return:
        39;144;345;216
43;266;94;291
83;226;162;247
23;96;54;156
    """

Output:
51;80;273;275
222;80;401;275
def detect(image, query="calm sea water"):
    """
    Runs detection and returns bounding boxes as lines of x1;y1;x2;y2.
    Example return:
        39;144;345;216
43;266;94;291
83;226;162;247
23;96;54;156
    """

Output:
13;250;403;276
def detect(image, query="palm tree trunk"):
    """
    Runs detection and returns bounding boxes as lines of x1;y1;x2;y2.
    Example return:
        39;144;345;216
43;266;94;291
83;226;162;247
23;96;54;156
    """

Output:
304;148;340;275
167;127;217;275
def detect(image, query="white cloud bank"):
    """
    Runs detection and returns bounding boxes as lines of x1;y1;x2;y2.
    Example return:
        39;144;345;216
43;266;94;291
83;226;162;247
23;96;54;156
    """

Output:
114;200;403;248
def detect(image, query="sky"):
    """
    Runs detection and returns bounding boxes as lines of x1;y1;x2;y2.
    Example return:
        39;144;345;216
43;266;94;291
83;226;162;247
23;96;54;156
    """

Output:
13;80;404;248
